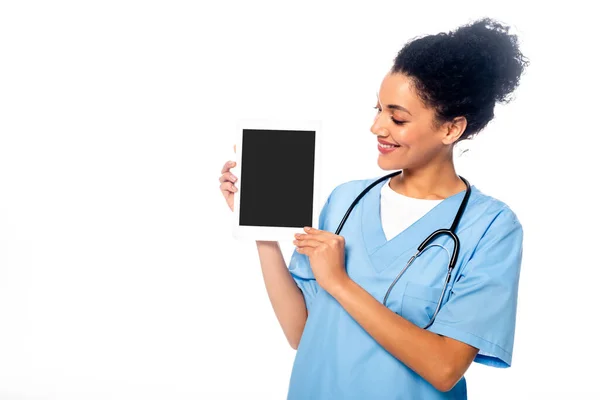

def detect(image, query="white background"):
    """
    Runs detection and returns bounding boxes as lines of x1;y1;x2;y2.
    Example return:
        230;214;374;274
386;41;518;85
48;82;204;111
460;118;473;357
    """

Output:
1;1;598;399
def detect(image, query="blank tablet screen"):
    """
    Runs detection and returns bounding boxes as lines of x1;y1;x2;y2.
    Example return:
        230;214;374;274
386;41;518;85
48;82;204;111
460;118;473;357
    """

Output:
239;129;316;228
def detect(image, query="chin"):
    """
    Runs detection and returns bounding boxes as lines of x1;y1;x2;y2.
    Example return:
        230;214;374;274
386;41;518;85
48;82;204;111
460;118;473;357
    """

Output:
377;156;405;171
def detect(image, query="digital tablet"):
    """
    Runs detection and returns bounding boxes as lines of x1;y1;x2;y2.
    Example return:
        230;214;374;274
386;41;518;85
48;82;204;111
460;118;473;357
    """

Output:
232;119;322;241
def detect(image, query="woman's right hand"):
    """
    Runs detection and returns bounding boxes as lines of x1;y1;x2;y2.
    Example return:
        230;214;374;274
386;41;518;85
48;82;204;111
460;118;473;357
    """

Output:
219;145;238;212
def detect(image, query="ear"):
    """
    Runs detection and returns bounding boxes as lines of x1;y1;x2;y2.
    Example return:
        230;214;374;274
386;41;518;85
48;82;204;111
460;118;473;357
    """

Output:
442;116;467;145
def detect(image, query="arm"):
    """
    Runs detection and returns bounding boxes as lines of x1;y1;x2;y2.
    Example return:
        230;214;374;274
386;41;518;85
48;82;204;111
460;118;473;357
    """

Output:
254;190;338;349
329;278;478;392
295;227;478;392
296;209;523;391
255;240;308;349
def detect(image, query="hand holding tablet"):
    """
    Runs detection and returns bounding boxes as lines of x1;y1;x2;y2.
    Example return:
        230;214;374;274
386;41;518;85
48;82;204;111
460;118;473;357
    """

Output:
219;155;238;213
224;119;322;241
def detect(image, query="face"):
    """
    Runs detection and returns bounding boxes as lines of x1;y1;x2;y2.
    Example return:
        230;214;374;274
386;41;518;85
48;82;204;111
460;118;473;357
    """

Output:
371;72;464;171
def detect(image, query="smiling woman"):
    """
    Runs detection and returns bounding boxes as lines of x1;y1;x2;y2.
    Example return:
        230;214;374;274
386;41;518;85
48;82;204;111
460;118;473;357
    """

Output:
219;16;529;400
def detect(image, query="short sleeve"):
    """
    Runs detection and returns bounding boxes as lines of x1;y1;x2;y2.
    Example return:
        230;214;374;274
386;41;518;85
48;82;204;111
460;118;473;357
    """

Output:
288;192;332;312
427;209;524;368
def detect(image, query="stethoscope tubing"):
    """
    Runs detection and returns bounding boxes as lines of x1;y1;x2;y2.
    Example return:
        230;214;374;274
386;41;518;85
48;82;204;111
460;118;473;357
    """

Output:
335;170;471;329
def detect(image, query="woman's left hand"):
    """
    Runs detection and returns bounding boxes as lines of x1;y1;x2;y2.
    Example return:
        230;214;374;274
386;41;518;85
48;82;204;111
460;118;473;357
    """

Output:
294;227;349;294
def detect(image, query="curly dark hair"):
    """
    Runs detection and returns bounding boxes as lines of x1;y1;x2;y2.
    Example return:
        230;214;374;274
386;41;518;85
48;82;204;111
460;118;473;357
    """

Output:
392;17;529;141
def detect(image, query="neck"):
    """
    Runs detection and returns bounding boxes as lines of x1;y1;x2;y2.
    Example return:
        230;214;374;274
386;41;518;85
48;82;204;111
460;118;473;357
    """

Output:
390;159;466;200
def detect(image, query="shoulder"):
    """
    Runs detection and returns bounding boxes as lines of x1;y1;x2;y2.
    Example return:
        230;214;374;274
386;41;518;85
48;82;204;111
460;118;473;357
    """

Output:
464;186;524;253
469;186;522;230
317;177;381;230
458;187;524;276
326;176;383;202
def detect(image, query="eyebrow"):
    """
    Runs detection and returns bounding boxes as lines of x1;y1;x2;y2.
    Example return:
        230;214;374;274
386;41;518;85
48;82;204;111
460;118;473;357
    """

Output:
376;93;412;116
386;104;412;116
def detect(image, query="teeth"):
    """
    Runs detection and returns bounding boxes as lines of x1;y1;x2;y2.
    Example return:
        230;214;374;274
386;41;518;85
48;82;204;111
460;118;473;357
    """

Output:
379;143;397;148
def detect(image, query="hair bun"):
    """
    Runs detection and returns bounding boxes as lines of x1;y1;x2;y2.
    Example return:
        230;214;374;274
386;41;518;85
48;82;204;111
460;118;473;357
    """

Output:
453;18;529;104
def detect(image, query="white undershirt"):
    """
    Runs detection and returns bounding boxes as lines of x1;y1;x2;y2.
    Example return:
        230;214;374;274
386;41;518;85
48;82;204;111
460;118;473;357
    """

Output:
380;178;444;241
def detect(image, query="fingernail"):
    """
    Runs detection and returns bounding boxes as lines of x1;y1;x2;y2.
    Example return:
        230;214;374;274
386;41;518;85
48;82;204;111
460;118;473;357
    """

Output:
232;176;237;181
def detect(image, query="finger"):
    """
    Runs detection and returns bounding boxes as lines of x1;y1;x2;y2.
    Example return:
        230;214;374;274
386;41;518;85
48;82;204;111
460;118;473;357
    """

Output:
220;181;238;193
295;233;326;243
295;246;312;255
294;239;321;248
219;171;237;184
301;230;345;249
221;160;236;174
302;227;334;241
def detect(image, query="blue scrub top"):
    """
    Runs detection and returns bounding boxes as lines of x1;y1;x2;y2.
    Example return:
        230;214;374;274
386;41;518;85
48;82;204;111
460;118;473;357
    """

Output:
287;177;523;399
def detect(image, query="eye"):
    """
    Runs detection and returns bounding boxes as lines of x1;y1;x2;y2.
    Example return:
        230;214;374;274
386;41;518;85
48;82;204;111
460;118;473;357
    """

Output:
374;106;406;125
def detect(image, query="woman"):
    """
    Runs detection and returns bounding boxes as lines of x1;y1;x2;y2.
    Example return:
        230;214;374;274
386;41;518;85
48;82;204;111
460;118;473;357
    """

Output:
219;17;528;399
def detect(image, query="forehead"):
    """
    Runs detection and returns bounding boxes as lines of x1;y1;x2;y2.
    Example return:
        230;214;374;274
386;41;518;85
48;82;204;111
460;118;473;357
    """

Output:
377;72;423;111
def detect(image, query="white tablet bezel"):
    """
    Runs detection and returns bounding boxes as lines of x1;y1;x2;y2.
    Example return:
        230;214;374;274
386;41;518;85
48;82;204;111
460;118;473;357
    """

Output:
232;119;323;242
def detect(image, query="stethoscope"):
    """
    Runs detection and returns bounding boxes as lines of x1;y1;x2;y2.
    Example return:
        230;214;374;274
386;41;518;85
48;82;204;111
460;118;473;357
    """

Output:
334;170;471;329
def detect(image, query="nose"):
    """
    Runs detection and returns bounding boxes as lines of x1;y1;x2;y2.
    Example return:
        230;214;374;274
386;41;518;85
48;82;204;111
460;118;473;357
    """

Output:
370;112;389;137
